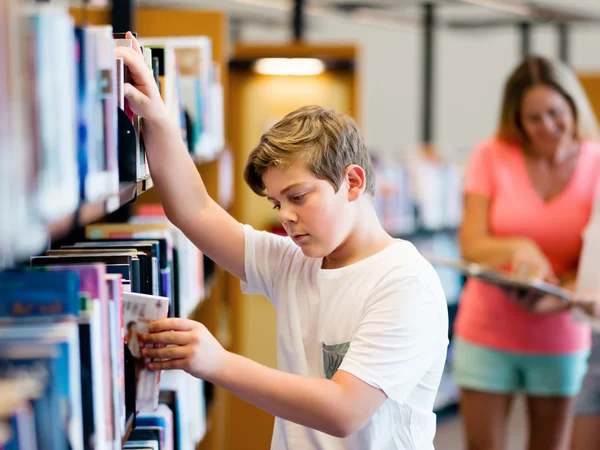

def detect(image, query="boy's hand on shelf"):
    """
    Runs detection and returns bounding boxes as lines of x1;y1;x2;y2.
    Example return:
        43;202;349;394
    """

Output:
141;318;228;381
116;31;169;125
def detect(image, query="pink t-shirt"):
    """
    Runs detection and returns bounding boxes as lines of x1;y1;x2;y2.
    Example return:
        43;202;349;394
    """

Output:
454;138;600;354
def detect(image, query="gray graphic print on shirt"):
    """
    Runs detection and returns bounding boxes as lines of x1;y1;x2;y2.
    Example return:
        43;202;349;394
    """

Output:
322;341;350;379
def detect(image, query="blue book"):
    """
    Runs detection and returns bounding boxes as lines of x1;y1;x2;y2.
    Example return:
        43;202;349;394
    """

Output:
0;322;83;450
0;344;64;450
5;403;37;450
0;269;84;450
0;269;80;319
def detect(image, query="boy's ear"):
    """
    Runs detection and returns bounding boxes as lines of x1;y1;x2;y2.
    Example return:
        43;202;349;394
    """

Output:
344;165;366;201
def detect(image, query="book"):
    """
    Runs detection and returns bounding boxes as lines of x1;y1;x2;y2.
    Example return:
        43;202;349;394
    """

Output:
0;323;84;450
30;253;141;294
137;404;174;450
64;242;160;296
123;292;169;412
424;254;573;301
77;238;170;299
104;273;126;437
46;248;152;295
114;37;146;182
89;25;119;198
85;223;174;310
44;264;114;450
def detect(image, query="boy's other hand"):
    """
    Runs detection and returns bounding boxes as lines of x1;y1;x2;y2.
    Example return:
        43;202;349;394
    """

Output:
115;31;169;124
141;318;228;381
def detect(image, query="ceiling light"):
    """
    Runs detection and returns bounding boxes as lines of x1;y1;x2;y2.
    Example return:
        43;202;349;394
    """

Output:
254;58;325;76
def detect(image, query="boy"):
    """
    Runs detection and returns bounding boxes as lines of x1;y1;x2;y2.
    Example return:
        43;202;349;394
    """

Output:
117;33;448;449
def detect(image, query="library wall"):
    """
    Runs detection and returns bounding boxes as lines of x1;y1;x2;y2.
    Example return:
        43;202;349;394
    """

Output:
241;19;600;158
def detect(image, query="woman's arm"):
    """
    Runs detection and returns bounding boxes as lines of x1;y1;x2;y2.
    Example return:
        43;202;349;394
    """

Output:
460;194;557;282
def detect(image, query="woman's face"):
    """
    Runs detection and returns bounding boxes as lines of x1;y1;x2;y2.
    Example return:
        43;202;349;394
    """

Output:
520;84;576;157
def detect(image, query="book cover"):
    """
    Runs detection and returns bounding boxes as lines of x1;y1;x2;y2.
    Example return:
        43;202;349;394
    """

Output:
0;269;80;319
137;404;173;450
105;273;126;439
0;322;83;450
90;25;119;197
0;345;64;450
123;292;169;412
44;264;114;450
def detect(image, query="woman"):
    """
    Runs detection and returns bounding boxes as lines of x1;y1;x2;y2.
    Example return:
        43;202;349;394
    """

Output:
452;55;600;450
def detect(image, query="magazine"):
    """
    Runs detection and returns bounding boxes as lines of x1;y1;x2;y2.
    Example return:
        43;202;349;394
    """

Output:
123;292;169;412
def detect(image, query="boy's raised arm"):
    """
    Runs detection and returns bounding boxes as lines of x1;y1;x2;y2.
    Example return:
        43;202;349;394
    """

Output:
116;35;246;282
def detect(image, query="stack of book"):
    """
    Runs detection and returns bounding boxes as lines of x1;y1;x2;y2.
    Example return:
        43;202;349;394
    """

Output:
1;2;214;449
1;212;208;449
141;37;225;161
0;3;158;267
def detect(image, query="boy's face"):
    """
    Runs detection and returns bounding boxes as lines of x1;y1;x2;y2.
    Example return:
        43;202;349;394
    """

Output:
263;163;352;258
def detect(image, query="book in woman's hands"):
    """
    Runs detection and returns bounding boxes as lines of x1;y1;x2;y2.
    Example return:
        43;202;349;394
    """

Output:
123;292;169;412
424;254;573;301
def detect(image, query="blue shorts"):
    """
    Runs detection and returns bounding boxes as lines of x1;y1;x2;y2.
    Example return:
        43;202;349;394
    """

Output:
575;332;600;415
452;338;590;397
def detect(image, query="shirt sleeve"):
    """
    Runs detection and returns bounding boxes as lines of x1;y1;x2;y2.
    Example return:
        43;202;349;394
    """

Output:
240;224;299;307
463;140;496;197
338;276;448;404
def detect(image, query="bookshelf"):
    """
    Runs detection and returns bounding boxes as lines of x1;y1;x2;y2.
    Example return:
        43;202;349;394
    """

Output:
69;6;232;450
1;2;208;449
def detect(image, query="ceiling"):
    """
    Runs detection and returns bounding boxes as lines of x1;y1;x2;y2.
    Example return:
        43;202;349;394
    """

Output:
137;0;600;31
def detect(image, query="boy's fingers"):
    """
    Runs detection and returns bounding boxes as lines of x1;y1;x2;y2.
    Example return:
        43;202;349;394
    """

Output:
116;47;153;85
143;345;189;359
126;31;142;54
148;360;184;371
142;329;192;345
123;82;148;103
149;318;197;333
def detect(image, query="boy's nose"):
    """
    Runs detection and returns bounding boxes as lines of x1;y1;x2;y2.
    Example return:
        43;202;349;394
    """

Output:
279;205;298;224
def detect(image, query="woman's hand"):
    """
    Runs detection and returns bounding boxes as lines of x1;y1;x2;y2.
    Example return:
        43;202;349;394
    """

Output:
504;277;571;315
116;31;170;125
511;240;557;283
571;291;600;318
141;318;229;381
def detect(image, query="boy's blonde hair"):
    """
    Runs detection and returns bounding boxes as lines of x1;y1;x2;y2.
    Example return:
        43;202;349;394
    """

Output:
497;55;600;144
244;105;376;197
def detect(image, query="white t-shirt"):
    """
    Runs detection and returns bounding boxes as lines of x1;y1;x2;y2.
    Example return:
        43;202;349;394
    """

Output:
241;225;449;450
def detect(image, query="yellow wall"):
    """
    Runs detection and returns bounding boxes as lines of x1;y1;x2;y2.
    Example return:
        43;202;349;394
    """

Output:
580;73;600;125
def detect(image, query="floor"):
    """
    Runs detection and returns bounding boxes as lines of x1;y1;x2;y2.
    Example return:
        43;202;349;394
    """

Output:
433;395;528;450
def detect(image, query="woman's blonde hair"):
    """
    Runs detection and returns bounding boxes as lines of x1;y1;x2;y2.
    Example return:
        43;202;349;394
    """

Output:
497;55;600;144
244;105;375;196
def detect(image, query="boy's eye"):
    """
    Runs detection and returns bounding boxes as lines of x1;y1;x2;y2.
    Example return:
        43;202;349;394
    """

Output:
292;194;306;203
272;204;280;210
